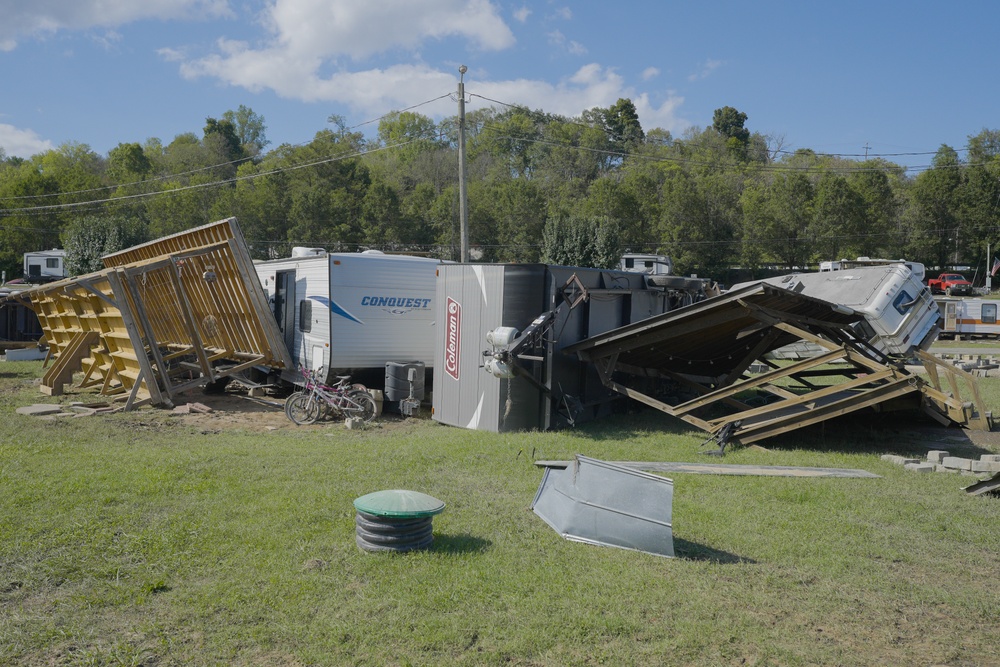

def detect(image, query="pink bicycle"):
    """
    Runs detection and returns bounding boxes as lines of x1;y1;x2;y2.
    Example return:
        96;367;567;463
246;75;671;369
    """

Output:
284;367;377;425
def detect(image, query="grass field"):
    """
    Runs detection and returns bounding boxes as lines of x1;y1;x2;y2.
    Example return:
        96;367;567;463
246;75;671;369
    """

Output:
1;360;999;666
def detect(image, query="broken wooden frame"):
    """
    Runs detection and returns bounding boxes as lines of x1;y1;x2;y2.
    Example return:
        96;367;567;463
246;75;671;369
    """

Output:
565;281;991;446
26;218;291;409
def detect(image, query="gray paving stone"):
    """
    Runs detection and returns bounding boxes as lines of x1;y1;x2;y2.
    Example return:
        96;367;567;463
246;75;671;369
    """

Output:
926;450;950;464
15;404;63;416
880;454;920;466
942;456;973;471
904;462;936;473
971;460;1000;473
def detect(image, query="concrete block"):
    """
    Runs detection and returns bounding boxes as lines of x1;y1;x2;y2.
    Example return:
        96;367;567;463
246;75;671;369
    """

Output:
345;418;365;430
16;404;63;416
904;462;936;473
881;455;920;466
926;450;950;464
935;464;961;474
980;454;1000;463
971;460;1000;473
4;347;46;361
942;456;973;471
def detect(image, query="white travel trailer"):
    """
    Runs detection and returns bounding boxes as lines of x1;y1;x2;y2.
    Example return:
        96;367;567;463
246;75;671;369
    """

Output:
254;249;443;384
820;257;926;282
935;297;1000;338
23;249;67;282
742;264;940;356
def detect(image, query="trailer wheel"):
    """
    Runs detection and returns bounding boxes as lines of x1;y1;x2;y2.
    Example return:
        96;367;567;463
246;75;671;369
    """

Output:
945;287;953;296
285;392;322;425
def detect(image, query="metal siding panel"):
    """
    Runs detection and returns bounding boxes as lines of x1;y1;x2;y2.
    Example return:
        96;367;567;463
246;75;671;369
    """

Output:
326;254;439;370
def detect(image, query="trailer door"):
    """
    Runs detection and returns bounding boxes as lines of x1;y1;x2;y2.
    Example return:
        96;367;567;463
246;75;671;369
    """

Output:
944;301;958;332
273;269;297;355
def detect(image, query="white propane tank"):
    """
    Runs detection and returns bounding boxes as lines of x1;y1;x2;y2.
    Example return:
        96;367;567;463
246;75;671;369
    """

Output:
486;326;519;348
484;356;515;379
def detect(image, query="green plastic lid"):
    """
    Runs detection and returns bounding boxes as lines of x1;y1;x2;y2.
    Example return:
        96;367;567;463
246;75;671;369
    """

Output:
353;489;445;518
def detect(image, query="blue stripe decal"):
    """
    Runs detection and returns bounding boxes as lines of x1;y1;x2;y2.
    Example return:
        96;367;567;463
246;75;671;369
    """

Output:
309;295;364;325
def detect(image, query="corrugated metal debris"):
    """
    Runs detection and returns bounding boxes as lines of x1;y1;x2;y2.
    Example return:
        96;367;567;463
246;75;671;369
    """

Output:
531;455;674;558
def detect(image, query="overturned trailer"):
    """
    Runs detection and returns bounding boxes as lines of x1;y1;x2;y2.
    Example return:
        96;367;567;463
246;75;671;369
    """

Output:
566;266;990;446
24;218;292;408
442;262;990;446
431;263;707;431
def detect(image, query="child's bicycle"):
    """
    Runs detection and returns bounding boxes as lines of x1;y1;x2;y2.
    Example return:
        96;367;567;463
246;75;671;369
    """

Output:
285;367;378;425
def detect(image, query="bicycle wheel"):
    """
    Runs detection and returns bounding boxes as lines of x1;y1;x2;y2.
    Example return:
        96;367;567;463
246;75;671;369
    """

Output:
344;390;377;423
285;392;322;425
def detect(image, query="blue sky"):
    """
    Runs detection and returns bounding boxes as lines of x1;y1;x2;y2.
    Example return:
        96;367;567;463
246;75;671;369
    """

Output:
1;1;997;172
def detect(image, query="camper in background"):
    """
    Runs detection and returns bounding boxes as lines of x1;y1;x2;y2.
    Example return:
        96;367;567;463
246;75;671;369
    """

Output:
23;249;67;283
936;297;1000;338
820;256;926;282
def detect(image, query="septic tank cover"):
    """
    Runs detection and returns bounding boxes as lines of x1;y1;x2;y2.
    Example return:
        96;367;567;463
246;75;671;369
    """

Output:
353;489;445;518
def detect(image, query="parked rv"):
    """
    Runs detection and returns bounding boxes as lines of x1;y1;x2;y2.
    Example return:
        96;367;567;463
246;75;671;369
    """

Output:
23;249;67;283
820;256;926;282
254;249;443;387
935;297;1000;338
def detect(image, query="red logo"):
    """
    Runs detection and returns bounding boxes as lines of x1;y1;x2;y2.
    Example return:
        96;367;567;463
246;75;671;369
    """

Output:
444;297;461;380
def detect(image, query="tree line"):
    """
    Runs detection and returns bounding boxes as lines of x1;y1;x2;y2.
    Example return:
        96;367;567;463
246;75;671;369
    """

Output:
1;101;999;283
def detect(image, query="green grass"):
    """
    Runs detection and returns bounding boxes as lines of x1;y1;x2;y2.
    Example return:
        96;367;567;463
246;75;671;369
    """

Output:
1;360;999;666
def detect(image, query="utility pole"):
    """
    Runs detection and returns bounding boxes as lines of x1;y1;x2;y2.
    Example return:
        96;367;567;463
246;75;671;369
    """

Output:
989;241;993;293
863;143;871;160
457;65;469;263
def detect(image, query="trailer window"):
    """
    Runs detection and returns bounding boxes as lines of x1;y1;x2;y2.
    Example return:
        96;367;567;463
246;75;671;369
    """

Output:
983;303;997;325
892;290;914;315
298;299;312;332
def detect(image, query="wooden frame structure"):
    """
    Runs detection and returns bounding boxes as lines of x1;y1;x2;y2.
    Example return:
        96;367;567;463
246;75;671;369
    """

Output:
26;218;292;409
565;281;991;446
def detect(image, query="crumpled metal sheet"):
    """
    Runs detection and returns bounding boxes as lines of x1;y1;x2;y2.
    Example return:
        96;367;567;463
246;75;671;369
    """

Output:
531;454;674;558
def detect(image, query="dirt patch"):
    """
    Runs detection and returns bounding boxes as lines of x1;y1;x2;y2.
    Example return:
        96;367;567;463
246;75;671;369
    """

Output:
166;387;421;433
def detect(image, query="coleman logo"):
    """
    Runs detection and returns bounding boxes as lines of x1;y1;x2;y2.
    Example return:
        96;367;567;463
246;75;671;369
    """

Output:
444;297;461;380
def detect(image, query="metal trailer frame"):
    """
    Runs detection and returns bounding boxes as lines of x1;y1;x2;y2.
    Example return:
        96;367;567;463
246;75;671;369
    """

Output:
564;281;990;448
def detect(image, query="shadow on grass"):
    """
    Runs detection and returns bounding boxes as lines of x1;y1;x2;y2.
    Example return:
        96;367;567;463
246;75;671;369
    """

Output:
432;532;492;554
759;411;997;459
673;537;755;564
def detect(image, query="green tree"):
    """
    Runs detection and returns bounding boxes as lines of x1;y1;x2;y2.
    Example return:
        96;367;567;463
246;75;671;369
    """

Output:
540;217;621;268
712;106;750;159
810;173;865;261
910;145;963;268
222;105;269;158
62;213;150;275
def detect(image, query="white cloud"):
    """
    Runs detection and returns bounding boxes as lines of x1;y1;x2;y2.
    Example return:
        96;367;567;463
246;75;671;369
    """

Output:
513;6;531;23
474;65;687;133
0;0;232;51
688;58;724;82
0;124;55;158
177;0;515;110
568;41;586;56
641;67;659;81
256;0;514;61
551;7;572;20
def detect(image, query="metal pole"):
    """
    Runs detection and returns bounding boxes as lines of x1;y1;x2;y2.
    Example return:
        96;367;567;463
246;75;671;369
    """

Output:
457;65;469;263
988;242;992;293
